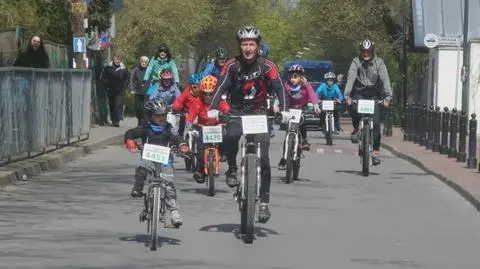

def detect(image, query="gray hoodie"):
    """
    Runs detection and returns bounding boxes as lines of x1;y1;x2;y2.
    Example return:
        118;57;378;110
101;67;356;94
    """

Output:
343;55;392;100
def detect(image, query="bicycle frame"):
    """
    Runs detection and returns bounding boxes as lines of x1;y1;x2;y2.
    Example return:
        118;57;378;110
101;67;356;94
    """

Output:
197;123;226;176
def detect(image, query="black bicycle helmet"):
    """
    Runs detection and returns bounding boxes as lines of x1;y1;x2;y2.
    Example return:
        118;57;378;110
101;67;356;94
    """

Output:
144;97;168;115
215;46;227;59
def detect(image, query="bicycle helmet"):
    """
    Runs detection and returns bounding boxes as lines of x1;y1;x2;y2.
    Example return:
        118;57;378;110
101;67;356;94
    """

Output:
288;64;305;74
259;43;270;58
215;46;228;59
188;73;202;85
200;75;218;94
359;39;375;51
160;69;174;80
236;26;261;42
324;72;336;80
144;97;168;115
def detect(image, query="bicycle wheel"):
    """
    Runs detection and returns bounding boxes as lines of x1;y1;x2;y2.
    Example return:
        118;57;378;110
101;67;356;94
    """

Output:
190;136;198;173
285;134;295;184
207;150;215;196
362;121;370;177
150;186;161;251
242;154;257;243
326;114;333;146
293;133;301;180
184;134;192;171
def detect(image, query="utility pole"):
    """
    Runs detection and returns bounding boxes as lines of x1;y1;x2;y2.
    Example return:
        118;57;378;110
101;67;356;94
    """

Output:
402;0;408;122
461;0;470;113
71;0;86;68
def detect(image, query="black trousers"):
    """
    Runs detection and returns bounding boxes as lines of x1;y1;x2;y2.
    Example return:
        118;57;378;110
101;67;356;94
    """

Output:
107;91;124;124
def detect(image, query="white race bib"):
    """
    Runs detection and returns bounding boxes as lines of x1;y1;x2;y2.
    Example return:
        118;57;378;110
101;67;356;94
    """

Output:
167;112;177;126
288;109;302;123
203;125;223;143
142;144;171;164
322;100;334;111
357;100;375;114
242;115;268;134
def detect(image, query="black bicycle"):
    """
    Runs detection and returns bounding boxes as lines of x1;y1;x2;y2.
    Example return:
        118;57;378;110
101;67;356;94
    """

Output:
352;99;383;176
231;114;268;244
280;109;304;183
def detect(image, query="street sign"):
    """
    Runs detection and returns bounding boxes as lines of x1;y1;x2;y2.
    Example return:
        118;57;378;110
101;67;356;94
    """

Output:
73;37;86;53
424;33;439;49
438;36;462;47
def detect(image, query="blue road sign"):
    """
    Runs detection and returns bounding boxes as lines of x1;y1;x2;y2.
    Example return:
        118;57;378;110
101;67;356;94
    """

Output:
73;37;86;53
84;0;92;5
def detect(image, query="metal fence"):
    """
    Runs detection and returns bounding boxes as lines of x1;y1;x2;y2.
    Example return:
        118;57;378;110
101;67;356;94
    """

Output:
0;67;92;163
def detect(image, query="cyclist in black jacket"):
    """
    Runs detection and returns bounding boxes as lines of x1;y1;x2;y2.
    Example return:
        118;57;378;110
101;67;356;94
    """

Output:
210;26;288;223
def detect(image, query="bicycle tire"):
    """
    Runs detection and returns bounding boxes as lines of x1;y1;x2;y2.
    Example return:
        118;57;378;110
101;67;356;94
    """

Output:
150;186;161;250
244;154;257;243
184;134;192;171
285;134;294;184
362;121;370;177
190;136;198;173
326;114;333;146
207;150;215;196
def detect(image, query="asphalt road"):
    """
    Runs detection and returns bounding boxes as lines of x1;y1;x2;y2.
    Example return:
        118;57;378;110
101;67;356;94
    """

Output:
1;130;480;269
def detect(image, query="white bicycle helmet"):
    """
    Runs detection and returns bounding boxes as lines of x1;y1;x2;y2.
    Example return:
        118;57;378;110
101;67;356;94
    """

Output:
324;72;336;80
237;26;261;42
360;39;375;51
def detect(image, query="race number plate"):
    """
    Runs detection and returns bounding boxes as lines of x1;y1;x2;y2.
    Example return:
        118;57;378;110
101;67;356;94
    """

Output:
203;126;223;143
357;100;375;114
142;144;171;164
288;109;302;123
167;112;177;126
242;115;268;134
322;100;334;111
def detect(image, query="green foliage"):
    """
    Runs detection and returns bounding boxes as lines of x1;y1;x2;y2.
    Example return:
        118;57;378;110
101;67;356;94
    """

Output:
87;0;113;33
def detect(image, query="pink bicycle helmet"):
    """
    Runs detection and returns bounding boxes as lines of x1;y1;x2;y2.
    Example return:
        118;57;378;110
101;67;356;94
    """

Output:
288;64;305;74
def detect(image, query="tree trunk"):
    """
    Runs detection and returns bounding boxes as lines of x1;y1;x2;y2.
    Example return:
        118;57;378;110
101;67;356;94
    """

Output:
71;0;86;68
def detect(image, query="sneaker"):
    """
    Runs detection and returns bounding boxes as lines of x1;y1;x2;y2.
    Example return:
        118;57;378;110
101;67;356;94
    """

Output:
350;129;359;143
225;167;238;188
170;210;183;227
278;158;286;170
258;203;271;223
372;151;381;166
193;171;206;183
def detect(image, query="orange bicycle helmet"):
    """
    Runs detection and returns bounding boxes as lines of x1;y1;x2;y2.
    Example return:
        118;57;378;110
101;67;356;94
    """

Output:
200;75;217;94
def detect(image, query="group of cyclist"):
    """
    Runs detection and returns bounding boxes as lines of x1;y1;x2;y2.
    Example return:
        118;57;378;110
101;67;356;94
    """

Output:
124;25;392;227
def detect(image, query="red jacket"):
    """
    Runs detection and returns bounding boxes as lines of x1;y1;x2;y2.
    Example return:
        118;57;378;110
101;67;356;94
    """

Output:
172;84;199;112
186;99;230;125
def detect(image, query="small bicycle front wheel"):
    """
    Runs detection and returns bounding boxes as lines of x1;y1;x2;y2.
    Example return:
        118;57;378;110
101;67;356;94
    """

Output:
149;186;161;250
207;150;215;196
362;121;370;177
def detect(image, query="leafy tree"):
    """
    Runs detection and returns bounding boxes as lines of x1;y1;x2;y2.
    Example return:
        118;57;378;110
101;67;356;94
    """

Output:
87;0;113;33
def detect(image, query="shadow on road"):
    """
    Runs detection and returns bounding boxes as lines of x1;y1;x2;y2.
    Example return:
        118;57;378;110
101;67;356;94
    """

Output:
198;223;280;243
180;188;229;196
335;170;380;176
118;234;182;246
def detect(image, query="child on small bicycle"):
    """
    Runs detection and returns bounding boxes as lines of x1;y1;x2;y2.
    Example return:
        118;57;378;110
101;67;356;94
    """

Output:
125;97;189;227
172;73;202;136
315;72;344;133
184;75;230;183
275;64;319;170
146;69;181;105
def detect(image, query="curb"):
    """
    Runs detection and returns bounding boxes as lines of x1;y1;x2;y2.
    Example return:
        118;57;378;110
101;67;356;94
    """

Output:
0;134;124;187
381;142;480;213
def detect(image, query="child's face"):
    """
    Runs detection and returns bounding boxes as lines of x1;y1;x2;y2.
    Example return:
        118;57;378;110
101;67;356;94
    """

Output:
290;73;302;85
327;79;335;87
151;114;167;125
202;93;213;105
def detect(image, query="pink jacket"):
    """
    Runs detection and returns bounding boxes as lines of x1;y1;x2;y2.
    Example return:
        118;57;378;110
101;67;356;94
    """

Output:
284;81;318;109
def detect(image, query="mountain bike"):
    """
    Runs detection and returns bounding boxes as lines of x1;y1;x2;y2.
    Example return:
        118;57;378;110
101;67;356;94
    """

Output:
197;123;226;196
280;109;304;183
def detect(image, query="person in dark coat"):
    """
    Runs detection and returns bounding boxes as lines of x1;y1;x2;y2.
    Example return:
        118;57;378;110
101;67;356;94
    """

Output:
130;56;149;126
13;35;50;68
100;55;130;127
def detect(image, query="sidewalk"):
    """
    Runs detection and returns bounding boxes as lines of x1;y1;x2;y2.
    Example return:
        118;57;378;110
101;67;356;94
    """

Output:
381;128;480;211
0;118;137;187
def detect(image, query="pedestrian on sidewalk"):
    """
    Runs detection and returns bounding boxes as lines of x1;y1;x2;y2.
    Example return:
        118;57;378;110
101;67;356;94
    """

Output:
13;35;50;68
130;56;150;126
100;55;130;127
